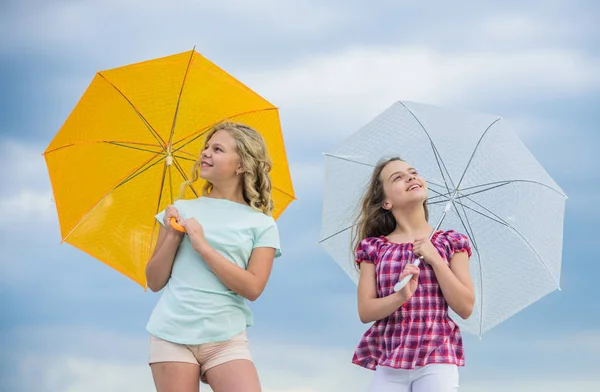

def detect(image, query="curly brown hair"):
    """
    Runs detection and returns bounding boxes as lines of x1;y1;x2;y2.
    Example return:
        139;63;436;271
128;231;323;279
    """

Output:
179;121;274;215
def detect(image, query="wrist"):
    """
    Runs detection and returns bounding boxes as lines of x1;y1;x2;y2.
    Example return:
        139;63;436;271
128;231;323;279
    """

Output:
166;229;184;241
395;290;408;305
194;240;211;256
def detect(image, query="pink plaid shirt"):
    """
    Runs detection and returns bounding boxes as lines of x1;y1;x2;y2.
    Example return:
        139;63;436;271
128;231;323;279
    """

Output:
352;230;472;371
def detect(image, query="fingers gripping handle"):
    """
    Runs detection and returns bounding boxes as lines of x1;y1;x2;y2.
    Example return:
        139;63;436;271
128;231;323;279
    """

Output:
393;256;423;292
169;217;186;233
393;200;453;292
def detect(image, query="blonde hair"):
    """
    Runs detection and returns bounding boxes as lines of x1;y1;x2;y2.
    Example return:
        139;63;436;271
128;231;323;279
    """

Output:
179;121;274;215
351;157;429;264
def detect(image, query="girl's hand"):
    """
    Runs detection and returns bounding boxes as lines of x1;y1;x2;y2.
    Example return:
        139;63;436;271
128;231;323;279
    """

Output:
163;205;183;235
413;237;443;267
397;263;420;301
180;218;208;253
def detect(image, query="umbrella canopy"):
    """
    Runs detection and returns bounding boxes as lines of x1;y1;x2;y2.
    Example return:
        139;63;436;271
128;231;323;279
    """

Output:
44;49;295;288
319;100;567;336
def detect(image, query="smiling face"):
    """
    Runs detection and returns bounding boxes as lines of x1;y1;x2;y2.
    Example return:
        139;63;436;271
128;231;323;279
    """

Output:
198;129;243;182
379;159;428;211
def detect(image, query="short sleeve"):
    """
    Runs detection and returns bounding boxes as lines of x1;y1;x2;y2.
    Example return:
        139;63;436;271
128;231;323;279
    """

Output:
155;200;183;227
155;208;166;226
446;230;472;260
254;218;282;258
355;237;380;265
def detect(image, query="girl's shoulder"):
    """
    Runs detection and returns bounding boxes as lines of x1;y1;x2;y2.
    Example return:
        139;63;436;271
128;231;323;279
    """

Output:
355;236;387;263
434;229;473;259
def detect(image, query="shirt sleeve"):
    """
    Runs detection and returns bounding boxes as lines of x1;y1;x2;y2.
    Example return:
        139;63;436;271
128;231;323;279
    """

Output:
355;238;379;265
254;218;282;258
446;230;473;260
155;200;183;227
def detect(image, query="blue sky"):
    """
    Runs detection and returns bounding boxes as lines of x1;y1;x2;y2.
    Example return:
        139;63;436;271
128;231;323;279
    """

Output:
1;1;599;391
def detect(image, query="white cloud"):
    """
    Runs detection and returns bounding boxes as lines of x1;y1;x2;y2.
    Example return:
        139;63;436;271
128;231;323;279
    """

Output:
1;0;354;57
242;46;600;141
289;162;324;200
477;13;584;46
0;140;55;228
0;188;54;222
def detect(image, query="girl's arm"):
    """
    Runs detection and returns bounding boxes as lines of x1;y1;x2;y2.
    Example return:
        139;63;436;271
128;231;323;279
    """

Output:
357;262;420;324
429;252;475;319
197;245;275;301
145;224;184;292
181;216;275;301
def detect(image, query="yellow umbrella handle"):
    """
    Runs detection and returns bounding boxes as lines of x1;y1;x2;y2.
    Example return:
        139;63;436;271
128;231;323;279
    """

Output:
169;217;186;233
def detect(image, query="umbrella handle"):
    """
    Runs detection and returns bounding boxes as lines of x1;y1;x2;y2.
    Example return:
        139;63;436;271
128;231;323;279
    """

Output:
393;257;423;292
169;217;186;233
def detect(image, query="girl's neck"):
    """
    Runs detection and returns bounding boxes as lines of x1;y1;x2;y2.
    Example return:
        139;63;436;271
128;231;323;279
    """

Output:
390;206;432;240
206;181;246;205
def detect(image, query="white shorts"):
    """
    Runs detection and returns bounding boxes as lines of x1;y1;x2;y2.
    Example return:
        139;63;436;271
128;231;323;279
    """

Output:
368;363;459;392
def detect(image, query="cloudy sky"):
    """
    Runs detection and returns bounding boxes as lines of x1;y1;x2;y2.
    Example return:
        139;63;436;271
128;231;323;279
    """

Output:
1;0;599;391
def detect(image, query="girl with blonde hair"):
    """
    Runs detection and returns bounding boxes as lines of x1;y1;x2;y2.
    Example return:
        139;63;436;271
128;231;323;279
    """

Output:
145;121;281;392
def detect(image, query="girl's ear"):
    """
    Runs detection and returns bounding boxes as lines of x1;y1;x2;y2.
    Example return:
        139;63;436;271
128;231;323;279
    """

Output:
382;201;392;210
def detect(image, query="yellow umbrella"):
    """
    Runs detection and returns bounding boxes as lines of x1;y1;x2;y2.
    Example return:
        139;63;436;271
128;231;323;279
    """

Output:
43;49;295;288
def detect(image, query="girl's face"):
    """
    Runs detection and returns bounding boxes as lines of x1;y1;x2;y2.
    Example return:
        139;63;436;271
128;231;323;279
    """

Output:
379;160;427;210
199;129;242;182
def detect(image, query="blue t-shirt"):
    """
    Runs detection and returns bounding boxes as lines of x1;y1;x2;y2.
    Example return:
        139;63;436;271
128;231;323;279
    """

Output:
146;196;281;345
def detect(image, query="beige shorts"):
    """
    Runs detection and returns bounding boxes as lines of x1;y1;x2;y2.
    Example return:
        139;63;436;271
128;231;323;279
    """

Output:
149;330;252;383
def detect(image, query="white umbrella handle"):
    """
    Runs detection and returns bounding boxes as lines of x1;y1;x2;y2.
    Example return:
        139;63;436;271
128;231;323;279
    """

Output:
393;200;453;293
393;256;423;292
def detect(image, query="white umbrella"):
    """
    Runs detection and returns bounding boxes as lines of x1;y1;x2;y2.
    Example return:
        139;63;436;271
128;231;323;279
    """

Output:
318;101;567;336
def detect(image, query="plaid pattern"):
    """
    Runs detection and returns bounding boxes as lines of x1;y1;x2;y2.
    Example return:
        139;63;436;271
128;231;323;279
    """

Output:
352;230;472;370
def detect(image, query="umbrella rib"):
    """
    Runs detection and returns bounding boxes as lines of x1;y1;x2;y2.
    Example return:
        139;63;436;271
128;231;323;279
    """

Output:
460;179;567;198
177;150;198;158
44;140;163;155
107;141;164;154
460;194;560;286
448;199;510;228
98;72;167;148
167;49;196;147
168;163;174;204
322;154;453;190
172;157;200;198
455;117;502;190
448;202;485;337
117;155;166;190
61;152;164;242
318;225;354;244
172;107;280;149
155;155;170;219
452;196;480;252
322;154;374;167
172;154;197;163
173;126;211;153
399;101;455;195
316;196;502;247
426;187;454;204
427;182;510;204
428;178;566;205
